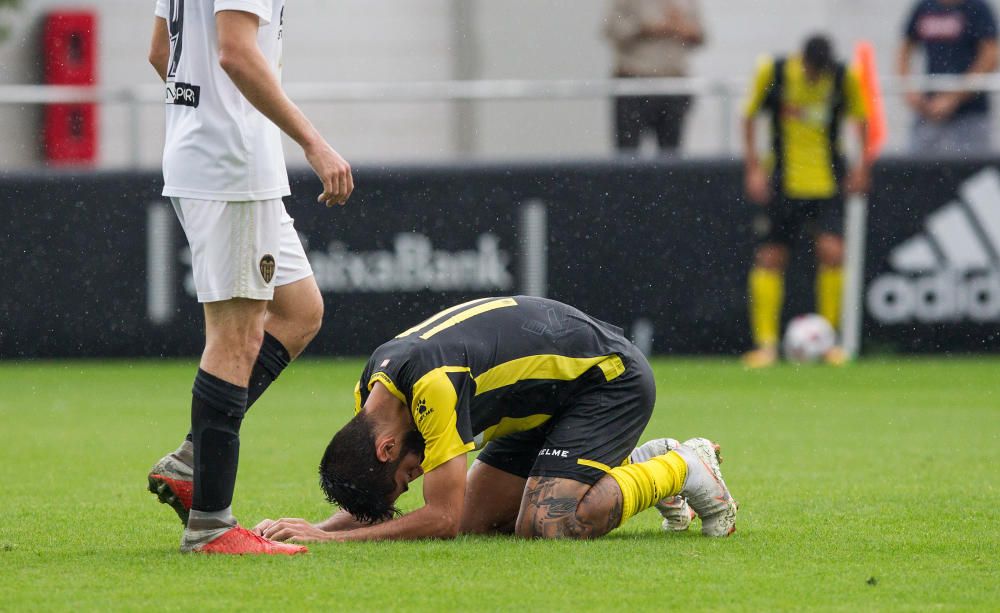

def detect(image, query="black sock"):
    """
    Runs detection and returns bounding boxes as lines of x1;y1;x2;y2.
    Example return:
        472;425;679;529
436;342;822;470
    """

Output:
185;332;291;443
191;368;248;513
247;331;292;407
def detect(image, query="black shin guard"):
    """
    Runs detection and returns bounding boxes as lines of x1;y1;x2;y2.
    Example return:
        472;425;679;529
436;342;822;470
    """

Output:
191;369;248;513
184;333;291;443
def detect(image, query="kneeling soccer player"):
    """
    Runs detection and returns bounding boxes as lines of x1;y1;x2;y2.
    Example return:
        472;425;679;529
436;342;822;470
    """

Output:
257;296;737;542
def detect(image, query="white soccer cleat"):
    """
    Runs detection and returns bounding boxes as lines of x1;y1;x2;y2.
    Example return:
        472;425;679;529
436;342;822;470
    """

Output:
675;437;737;537
630;437;694;532
629;437;681;464
655;496;695;532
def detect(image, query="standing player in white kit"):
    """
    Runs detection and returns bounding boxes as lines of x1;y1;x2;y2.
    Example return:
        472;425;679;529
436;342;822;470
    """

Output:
145;0;353;555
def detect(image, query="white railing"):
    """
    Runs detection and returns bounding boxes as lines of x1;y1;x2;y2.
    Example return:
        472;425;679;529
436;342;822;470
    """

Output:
2;73;1000;166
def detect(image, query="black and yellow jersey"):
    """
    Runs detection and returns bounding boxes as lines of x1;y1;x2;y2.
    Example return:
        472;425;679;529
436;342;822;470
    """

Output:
354;296;635;473
743;54;868;200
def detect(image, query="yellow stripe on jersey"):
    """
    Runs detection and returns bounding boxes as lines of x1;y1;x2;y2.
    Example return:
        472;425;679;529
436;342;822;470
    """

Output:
474;353;625;396
599;355;626;380
419;298;519;340
478;414;553;445
395;298;490;339
353;381;363;414
367;371;407;405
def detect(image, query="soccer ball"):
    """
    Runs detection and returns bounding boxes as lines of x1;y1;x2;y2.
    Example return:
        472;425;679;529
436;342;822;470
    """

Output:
782;314;836;363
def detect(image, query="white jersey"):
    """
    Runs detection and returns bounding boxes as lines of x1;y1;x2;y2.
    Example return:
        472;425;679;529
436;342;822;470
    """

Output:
154;0;289;201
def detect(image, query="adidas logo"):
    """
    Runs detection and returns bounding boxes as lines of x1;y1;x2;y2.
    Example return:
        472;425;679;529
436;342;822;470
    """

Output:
867;168;1000;324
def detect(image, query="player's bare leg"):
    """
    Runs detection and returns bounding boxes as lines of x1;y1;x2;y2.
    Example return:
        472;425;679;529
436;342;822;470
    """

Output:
201;298;269;384
175;298;306;554
744;243;789;368
149;277;322;525
180;300;265;551
815;233;848;366
516;477;618;539
515;439;736;539
150;298;265;525
460;460;527;535
264;276;324;359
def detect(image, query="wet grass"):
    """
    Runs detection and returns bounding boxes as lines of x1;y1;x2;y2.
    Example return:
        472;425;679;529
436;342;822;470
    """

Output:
1;357;997;611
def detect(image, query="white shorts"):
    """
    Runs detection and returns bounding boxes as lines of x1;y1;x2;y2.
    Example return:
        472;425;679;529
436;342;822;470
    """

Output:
171;197;313;303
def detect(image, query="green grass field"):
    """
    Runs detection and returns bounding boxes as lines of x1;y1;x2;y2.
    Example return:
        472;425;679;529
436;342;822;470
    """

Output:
1;358;998;611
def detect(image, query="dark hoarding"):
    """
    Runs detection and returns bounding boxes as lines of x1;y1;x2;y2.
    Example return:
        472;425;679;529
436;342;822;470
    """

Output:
2;158;997;359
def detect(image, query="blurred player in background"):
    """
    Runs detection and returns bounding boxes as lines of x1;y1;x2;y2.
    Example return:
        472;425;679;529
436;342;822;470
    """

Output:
604;0;705;155
252;297;737;542
145;0;353;555
741;35;871;368
898;0;999;154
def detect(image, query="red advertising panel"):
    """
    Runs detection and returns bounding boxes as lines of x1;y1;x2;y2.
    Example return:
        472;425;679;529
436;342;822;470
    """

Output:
42;11;98;165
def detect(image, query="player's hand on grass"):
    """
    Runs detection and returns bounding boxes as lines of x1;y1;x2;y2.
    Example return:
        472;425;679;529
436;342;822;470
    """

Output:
305;140;353;207
252;518;277;535
255;517;335;542
744;162;771;205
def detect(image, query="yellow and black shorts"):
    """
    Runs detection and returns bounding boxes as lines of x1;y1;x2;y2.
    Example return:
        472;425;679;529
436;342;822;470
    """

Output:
475;345;656;485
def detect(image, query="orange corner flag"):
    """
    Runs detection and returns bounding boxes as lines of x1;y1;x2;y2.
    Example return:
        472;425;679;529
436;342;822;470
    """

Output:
855;41;887;160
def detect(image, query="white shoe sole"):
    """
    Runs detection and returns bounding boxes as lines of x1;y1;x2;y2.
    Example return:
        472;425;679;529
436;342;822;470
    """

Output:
679;437;737;537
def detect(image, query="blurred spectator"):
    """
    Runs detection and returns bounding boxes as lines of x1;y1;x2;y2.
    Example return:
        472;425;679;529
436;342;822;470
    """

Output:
898;0;999;154
604;0;705;155
741;35;871;368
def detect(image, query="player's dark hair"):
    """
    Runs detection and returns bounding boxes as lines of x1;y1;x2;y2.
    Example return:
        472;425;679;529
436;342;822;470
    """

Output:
318;412;425;524
803;34;834;72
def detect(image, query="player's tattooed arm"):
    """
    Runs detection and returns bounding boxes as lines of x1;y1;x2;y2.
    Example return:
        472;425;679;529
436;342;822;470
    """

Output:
518;476;623;539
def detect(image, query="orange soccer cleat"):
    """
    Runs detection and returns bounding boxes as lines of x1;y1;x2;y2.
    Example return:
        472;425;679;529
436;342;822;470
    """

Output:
190;525;308;555
148;452;194;524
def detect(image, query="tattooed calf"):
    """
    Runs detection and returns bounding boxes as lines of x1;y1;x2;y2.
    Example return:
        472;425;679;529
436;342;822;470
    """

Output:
518;476;625;539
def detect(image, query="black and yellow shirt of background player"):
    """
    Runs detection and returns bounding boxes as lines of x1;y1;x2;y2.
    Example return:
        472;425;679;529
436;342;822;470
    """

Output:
744;54;868;200
353;297;631;474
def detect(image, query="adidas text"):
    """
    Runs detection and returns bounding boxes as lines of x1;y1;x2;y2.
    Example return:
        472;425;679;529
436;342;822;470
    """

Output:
867;168;1000;325
868;271;1000;323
